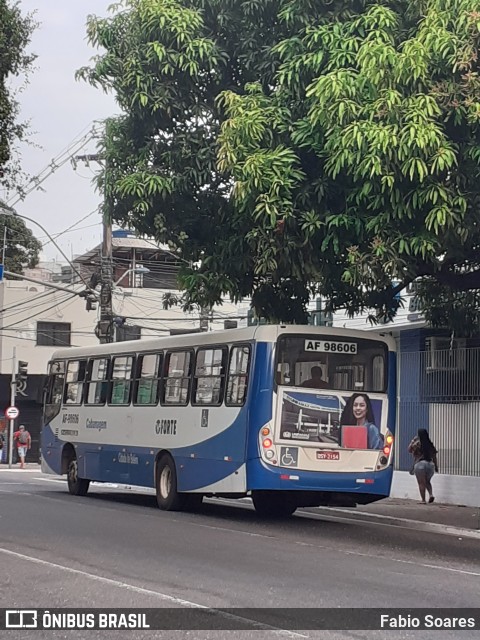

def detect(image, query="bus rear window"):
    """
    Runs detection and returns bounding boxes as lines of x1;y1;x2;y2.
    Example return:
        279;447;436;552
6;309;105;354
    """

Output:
276;335;388;393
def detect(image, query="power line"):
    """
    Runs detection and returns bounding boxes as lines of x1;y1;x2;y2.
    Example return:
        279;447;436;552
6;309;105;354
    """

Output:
0;203;90;288
0;293;77;331
7;124;101;208
41;209;99;247
0;289;60;317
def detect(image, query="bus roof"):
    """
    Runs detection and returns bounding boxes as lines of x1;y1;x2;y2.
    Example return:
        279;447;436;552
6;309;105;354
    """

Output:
49;324;396;361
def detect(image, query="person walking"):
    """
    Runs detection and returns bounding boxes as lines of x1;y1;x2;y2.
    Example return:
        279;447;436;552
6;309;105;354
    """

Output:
13;424;31;469
408;428;438;504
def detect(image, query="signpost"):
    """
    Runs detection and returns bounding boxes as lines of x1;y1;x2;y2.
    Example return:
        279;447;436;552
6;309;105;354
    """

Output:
8;347;16;469
5;406;19;420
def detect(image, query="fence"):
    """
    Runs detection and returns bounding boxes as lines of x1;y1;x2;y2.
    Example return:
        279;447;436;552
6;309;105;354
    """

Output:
397;348;480;477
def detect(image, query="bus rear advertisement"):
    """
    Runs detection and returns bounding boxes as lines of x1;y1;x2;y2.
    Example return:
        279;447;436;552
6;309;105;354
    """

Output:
41;325;396;517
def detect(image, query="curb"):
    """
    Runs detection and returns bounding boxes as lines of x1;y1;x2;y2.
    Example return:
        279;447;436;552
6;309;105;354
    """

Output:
306;506;480;540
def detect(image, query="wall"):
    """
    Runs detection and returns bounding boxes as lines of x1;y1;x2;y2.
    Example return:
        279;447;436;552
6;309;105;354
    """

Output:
391;471;480;508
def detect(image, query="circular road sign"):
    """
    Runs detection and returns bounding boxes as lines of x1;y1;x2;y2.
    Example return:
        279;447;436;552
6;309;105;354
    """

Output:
5;406;19;419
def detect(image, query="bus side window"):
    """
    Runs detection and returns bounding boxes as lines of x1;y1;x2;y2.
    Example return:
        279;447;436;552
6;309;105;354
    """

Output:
134;353;162;405
86;357;110;405
64;360;87;405
110;355;135;405
44;360;65;422
162;350;192;406
226;345;250;406
193;347;227;405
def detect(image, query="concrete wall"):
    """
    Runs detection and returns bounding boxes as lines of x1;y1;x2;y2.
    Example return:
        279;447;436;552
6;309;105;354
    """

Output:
391;471;480;508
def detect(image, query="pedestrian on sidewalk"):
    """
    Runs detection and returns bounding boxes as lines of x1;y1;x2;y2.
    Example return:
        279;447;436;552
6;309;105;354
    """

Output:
0;429;4;463
408;428;438;504
13;425;31;469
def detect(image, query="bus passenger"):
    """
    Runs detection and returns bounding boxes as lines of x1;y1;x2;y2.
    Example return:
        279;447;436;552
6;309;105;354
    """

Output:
340;393;383;449
301;366;329;389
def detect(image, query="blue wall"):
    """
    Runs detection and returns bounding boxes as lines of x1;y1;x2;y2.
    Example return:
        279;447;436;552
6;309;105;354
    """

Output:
397;329;430;471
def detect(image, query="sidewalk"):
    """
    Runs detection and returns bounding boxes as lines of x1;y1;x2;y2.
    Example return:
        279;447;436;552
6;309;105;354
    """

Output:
351;497;480;532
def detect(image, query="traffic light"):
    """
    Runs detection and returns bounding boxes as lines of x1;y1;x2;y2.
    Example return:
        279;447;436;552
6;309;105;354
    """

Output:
17;360;28;382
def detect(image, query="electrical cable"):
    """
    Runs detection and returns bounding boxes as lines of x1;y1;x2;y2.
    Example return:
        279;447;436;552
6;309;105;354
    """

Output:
6;124;101;208
0;293;77;331
0;203;90;288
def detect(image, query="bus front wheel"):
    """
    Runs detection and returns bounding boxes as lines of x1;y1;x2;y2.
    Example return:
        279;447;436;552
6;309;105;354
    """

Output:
67;459;90;497
252;491;297;518
156;455;186;511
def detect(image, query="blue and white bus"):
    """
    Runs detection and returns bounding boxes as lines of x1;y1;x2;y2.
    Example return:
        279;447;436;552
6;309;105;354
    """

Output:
41;325;396;517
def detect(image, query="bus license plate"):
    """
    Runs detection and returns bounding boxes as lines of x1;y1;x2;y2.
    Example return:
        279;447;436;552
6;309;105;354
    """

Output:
317;451;339;461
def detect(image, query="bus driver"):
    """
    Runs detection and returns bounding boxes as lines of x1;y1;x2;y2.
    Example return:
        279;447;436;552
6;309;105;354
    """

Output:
301;366;329;389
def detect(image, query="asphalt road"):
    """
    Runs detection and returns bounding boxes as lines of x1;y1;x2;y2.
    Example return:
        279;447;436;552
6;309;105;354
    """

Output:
1;468;479;639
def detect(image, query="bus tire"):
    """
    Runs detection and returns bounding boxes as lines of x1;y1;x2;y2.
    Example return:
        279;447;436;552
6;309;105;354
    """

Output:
252;491;297;518
156;455;186;511
67;459;90;497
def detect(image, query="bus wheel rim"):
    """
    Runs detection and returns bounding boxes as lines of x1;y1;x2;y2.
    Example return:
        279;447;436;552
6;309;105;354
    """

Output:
69;460;78;483
160;466;171;498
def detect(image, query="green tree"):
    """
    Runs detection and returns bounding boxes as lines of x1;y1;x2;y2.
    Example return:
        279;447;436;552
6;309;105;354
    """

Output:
82;0;480;333
0;0;36;189
0;205;41;273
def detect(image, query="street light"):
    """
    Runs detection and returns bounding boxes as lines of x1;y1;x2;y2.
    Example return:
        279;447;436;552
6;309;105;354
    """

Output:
114;266;150;286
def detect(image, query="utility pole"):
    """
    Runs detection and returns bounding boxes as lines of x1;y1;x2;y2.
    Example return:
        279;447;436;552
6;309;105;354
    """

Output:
199;305;212;332
2;224;6;265
74;153;113;343
8;346;16;469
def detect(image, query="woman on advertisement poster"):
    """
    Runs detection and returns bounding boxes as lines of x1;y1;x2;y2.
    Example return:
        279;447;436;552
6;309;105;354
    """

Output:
340;393;383;450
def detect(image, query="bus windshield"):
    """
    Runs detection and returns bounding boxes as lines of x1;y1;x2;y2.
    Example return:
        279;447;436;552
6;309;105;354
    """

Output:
276;334;388;393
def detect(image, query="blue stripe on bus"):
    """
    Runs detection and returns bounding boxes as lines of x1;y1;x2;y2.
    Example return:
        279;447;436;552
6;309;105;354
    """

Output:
246;457;393;495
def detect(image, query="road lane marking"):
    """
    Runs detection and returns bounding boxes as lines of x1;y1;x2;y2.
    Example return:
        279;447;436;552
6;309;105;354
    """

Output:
0;547;308;638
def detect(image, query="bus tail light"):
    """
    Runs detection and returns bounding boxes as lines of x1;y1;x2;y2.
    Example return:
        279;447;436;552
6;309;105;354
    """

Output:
383;431;394;456
259;425;278;465
378;431;394;468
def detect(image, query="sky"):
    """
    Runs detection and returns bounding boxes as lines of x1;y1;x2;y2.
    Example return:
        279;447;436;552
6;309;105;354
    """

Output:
4;0;119;262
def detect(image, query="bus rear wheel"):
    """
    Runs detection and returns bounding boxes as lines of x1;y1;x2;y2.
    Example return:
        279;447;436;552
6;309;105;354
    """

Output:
156;455;186;511
252;491;297;518
67;459;90;497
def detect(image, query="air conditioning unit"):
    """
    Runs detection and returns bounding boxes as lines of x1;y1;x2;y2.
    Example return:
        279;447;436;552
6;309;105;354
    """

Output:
425;337;466;371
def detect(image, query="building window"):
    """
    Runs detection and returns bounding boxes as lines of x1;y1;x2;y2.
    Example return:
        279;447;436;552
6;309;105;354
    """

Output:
37;322;71;346
193;347;227;405
162;350;192;406
226;346;250;406
134;353;162;405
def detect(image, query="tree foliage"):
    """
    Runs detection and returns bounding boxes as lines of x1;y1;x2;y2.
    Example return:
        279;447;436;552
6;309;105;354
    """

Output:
0;0;36;189
81;0;480;332
0;203;41;273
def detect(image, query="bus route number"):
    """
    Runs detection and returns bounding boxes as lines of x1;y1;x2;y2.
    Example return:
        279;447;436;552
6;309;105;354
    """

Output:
305;340;357;354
